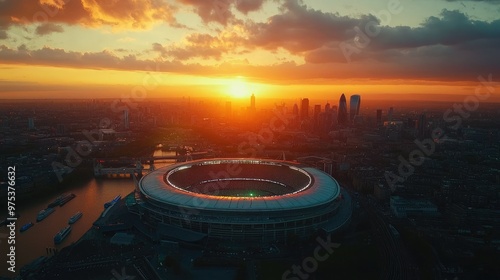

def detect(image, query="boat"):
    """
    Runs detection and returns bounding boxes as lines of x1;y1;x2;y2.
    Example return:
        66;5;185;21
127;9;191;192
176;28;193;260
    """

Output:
36;208;55;222
54;225;71;244
68;212;83;224
59;193;76;206
104;195;121;208
48;195;63;208
48;193;75;208
20;222;34;232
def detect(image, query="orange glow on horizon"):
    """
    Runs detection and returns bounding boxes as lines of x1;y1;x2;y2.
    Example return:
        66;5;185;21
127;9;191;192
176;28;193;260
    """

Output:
0;65;498;102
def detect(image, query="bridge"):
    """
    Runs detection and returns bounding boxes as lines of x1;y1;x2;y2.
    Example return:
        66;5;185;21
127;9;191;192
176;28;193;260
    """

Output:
93;151;211;177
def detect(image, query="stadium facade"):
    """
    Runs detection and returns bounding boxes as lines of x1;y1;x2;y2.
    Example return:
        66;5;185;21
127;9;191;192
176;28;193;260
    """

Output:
132;159;352;244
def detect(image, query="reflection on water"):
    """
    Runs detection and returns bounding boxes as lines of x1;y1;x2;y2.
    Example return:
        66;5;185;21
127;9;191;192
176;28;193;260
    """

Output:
0;150;175;276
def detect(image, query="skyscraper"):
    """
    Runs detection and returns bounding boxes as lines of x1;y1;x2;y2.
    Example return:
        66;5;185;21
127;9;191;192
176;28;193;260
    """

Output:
124;109;129;129
292;103;300;128
57;124;66;135
313;104;321;129
250;94;256;111
314;105;321;118
292;103;299;116
337;94;348;125
300;98;309;120
376;109;382;125
331;106;338;128
388;107;394;121
417;113;426;138
349;95;361;122
28;118;35;130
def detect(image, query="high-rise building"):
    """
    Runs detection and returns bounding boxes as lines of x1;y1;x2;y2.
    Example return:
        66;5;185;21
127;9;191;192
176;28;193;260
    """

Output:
313;104;321;129
330;106;338;129
300;98;309;120
292;103;300;128
388;107;394;121
124;109;130;129
28;118;35;130
292;103;299;116
417;113;426;138
376;109;382;125
57;124;66;135
250;94;256;111
314;105;321;118
349;95;361;122
2;116;9;128
325;102;331;112
337;94;348;125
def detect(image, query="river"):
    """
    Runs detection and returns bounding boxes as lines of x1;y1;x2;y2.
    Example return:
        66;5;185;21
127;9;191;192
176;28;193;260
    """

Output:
0;149;175;277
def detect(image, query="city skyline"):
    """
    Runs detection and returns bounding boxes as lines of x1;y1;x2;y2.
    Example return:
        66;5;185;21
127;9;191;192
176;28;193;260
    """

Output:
1;92;499;279
0;0;499;100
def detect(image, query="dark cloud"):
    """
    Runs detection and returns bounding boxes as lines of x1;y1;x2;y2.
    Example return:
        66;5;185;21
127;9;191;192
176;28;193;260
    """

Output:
235;0;266;14
35;23;64;35
178;0;235;25
177;0;269;25
444;0;500;3
245;0;378;53
1;42;498;83
0;43;181;76
371;10;500;49
140;1;500;81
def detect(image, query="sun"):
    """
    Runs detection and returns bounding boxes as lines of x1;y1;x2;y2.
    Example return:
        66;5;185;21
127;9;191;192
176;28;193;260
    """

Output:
227;77;250;98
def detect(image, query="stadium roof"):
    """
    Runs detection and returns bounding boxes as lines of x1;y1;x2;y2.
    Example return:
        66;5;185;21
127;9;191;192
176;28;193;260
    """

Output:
139;159;340;212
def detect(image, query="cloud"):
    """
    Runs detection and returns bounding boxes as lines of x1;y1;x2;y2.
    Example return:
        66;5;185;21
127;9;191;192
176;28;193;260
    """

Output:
235;0;266;14
35;23;64;35
245;0;378;53
370;10;500;50
156;33;230;60
1;43;499;83
444;0;500;3
178;0;234;25
236;2;500;73
80;0;177;29
0;0;498;84
152;25;246;60
177;0;268;25
0;0;179;31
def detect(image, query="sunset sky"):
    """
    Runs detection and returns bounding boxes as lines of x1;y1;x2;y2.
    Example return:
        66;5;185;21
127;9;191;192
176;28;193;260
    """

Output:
0;0;499;100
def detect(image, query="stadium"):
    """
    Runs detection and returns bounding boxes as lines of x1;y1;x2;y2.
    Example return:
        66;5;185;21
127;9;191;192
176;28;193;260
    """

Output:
134;159;352;244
